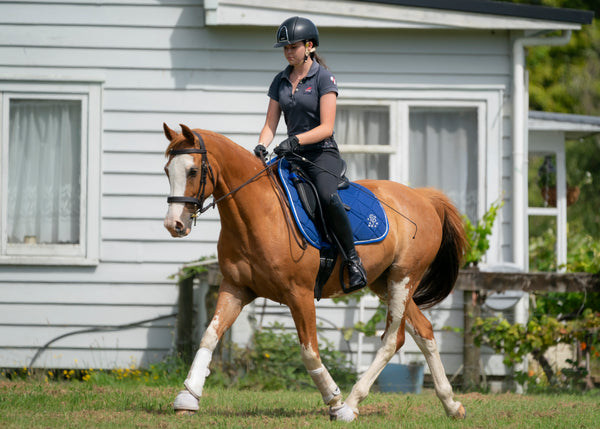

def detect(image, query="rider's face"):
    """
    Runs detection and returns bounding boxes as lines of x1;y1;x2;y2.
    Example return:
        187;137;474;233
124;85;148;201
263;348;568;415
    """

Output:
283;41;310;66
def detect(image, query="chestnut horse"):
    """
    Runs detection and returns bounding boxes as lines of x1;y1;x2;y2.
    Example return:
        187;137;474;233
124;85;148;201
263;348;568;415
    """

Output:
163;124;468;422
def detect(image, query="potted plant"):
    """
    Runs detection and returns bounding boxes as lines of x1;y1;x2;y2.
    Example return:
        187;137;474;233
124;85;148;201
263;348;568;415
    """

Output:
537;155;590;207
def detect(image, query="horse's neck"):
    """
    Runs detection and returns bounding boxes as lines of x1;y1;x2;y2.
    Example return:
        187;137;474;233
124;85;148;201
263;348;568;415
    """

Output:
211;146;281;242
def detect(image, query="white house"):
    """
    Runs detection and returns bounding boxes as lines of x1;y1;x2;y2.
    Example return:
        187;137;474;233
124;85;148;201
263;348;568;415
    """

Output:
0;0;594;381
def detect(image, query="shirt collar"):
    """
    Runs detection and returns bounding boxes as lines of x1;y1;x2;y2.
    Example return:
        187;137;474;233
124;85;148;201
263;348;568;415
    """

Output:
283;61;320;80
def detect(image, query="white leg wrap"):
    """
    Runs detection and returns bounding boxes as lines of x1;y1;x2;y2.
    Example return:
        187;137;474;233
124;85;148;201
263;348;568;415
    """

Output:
329;403;358;422
183;347;212;399
308;365;341;405
173;390;199;411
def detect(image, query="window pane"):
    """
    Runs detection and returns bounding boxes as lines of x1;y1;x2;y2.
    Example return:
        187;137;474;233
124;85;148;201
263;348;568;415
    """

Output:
529;216;557;271
8;99;81;244
529;152;557;208
409;108;478;221
335;106;390;180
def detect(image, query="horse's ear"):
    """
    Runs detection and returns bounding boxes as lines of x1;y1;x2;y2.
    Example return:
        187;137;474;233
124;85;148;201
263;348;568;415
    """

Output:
180;124;196;145
163;123;177;141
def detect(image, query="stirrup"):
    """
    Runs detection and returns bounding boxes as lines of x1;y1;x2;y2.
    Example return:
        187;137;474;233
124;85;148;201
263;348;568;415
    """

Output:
340;259;367;294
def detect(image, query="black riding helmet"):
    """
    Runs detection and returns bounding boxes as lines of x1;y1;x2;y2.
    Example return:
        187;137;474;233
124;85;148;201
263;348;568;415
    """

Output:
274;16;319;48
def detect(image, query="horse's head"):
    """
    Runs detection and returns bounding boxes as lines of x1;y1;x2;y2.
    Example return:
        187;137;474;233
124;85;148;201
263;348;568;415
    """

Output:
163;123;216;237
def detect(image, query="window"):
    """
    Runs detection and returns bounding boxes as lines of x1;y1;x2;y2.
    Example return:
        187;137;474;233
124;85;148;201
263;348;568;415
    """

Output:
527;135;568;271
409;108;479;221
335;105;392;180
0;80;102;265
335;90;501;263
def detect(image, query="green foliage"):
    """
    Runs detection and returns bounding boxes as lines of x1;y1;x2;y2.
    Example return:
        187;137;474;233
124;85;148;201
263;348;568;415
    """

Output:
535;292;600;318
565;229;600;273
472;309;600;389
529;225;600;273
169;255;216;282
462;199;504;267
207;323;357;391
529;226;558;271
353;304;386;338
1;355;188;386
565;138;600;238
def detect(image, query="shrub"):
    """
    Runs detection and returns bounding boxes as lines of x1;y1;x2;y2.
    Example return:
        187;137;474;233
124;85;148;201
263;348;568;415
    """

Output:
207;322;357;391
472;309;600;391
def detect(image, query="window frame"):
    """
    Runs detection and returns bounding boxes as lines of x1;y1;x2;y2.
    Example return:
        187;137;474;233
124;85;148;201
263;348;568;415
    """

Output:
338;85;503;264
0;78;102;266
335;103;395;180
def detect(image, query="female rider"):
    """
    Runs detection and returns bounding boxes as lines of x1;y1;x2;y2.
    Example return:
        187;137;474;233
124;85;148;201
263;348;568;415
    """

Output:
254;16;367;290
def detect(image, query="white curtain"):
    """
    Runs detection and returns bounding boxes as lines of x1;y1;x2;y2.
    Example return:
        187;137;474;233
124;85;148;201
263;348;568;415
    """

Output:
335;107;389;180
409;109;478;221
8;99;81;244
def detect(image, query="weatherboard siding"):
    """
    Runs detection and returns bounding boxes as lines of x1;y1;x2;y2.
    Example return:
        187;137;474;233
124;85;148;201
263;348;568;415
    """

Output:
0;0;514;373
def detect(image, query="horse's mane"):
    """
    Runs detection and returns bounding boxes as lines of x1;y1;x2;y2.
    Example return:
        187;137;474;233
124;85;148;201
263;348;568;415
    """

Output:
164;128;251;161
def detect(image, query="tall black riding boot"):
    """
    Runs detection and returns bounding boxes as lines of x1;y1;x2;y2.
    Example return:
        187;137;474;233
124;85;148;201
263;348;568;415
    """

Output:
325;194;367;290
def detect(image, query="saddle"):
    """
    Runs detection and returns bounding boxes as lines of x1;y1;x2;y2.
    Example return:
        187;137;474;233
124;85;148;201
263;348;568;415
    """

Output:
277;158;389;300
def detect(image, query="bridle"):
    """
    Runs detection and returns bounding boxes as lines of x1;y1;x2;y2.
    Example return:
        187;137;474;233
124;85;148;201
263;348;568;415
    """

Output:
166;130;274;221
166;130;216;217
166;129;307;249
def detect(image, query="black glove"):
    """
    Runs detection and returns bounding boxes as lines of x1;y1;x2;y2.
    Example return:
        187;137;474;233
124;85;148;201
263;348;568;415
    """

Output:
253;144;268;159
274;136;300;158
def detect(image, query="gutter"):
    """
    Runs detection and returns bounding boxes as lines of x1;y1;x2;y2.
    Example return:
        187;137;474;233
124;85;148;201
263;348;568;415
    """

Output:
512;29;572;270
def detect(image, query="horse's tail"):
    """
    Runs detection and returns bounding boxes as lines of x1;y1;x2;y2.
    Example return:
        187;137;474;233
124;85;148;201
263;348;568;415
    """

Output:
412;189;469;309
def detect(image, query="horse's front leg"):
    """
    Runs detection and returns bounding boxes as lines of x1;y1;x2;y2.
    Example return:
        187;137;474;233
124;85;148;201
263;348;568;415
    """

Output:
173;281;254;414
287;292;356;421
343;277;412;416
405;300;466;419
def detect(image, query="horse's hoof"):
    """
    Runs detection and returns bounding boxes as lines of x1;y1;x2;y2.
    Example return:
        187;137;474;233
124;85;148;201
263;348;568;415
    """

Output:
451;403;466;419
329;403;358;422
173;390;199;413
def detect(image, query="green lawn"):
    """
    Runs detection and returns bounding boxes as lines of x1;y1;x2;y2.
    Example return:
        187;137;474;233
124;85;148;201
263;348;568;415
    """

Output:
1;381;599;428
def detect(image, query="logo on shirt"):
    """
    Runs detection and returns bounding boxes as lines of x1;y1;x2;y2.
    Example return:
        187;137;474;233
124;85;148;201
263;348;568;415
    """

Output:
304;86;313;94
330;76;336;85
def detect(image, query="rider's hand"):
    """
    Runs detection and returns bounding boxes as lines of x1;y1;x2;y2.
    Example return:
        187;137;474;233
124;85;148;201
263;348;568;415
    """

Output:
274;136;300;158
253;144;268;159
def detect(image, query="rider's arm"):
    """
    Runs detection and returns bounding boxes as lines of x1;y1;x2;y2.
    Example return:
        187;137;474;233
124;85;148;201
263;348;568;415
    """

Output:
295;91;337;145
258;98;282;148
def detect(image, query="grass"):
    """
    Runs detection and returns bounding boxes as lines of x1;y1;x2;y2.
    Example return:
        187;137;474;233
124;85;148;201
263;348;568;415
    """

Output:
1;380;599;428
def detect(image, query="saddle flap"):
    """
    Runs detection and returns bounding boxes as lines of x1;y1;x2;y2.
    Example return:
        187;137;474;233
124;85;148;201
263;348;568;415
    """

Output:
278;158;389;250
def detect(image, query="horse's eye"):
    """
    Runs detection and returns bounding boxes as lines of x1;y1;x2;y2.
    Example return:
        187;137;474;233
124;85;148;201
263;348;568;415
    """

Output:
188;168;199;178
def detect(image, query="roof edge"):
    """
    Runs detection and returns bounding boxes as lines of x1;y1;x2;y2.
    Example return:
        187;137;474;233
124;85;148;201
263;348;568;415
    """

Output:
352;0;594;25
529;111;600;127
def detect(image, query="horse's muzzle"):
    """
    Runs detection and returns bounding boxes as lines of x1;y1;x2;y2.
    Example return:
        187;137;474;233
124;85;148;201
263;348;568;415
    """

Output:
164;216;191;238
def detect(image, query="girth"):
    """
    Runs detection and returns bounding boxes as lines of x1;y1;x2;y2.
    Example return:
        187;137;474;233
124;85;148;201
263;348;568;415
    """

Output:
287;162;357;300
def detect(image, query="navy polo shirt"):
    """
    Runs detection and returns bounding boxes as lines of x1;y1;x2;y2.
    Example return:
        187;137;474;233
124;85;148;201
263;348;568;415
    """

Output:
268;61;338;137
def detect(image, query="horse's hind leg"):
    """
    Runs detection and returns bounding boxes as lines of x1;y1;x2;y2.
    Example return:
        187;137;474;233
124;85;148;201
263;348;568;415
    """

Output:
405;300;466;419
343;276;412;417
173;281;254;414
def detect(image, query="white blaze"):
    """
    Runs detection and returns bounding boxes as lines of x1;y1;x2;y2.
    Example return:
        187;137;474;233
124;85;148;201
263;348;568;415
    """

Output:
165;154;194;225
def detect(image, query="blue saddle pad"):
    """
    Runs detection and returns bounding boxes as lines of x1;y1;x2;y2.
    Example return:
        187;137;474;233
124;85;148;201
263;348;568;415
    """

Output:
277;158;389;249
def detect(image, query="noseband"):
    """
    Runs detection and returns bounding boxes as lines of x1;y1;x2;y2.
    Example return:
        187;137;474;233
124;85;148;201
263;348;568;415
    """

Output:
166;131;216;216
